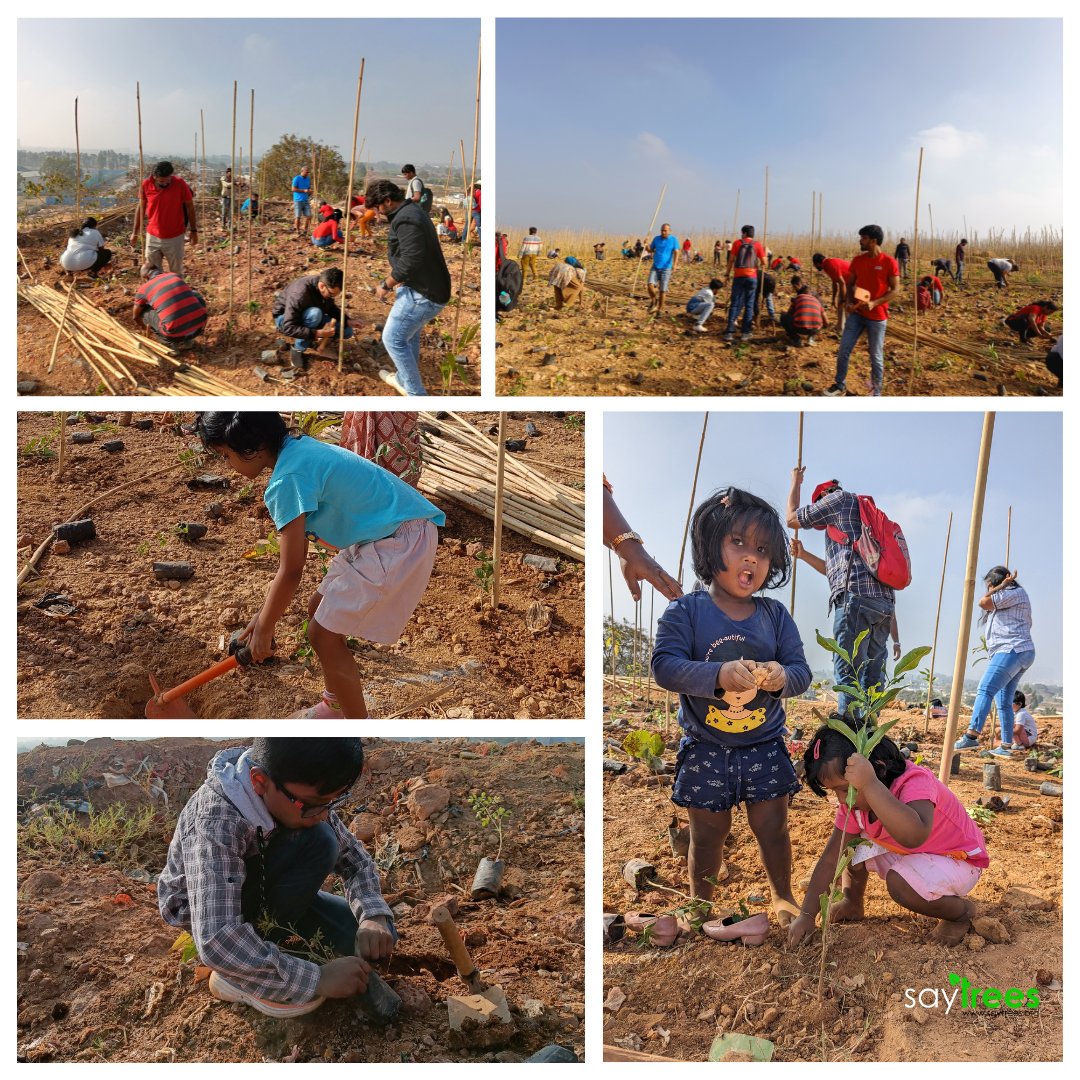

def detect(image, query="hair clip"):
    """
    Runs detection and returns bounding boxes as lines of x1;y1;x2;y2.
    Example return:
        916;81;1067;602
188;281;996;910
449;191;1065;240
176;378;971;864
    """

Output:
812;739;821;760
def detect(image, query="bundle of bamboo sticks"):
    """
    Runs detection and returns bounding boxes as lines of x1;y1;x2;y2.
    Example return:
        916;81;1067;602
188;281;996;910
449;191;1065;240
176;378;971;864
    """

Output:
17;281;255;396
887;323;1033;366
416;411;584;562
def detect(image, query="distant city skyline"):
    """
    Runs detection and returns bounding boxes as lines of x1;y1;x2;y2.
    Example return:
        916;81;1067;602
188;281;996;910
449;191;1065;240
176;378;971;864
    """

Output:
498;18;1062;237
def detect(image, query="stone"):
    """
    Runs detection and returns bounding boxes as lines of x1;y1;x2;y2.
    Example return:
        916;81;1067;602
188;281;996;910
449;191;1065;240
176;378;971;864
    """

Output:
762;1007;780;1027
523;554;558;574
910;1005;929;1025
396;983;433;1016
22;870;63;897
407;784;451;821
394;826;427;853
348;812;381;843
971;916;1010;944
52;540;71;555
219;607;240;625
603;986;626;1013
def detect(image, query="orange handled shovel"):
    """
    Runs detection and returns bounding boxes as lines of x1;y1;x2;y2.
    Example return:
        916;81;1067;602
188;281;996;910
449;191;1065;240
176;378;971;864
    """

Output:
145;645;253;719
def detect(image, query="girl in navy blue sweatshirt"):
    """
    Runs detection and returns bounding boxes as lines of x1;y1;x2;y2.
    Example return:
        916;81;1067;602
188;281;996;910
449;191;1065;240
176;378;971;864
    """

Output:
652;487;811;928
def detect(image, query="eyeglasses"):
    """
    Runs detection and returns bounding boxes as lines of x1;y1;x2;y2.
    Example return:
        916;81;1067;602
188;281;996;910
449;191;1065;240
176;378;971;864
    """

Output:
273;778;353;819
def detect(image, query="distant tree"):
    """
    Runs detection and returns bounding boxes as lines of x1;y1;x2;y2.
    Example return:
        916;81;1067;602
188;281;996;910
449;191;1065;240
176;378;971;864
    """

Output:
38;154;87;199
256;134;349;203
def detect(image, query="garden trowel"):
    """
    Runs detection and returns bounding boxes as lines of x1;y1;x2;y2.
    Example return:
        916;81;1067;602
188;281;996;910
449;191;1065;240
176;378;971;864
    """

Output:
431;905;513;1032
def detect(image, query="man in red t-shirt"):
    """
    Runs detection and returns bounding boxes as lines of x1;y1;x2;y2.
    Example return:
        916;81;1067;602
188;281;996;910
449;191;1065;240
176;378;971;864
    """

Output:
723;224;768;342
824;225;900;397
1004;301;1057;343
130;161;198;278
812;253;851;333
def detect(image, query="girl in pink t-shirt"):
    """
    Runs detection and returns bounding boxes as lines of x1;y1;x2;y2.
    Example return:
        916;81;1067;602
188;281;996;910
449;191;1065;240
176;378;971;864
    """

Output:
789;723;988;948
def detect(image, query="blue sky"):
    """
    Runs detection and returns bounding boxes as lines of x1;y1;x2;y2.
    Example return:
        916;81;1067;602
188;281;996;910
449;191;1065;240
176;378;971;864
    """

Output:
18;19;480;165
605;410;1062;685
497;19;1062;237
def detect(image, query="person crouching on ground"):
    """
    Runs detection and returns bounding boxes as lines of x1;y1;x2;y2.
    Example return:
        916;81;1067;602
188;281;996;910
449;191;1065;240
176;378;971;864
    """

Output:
686;278;724;332
919;274;945;307
789;723;987;948
158;737;394;1017
132;262;207;350
271;266;354;370
367;178;452;397
59;217;113;279
1003;300;1057;344
780;276;826;345
652;487;812;929
194;412;444;719
1011;691;1039;749
549;256;587;311
312;209;345;248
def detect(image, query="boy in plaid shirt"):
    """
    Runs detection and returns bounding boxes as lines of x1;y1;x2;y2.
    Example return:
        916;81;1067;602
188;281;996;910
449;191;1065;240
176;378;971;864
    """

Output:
158;738;393;1017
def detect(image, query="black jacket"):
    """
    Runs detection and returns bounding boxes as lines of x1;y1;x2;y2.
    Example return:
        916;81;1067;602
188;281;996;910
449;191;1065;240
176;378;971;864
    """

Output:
387;202;452;304
271;275;345;343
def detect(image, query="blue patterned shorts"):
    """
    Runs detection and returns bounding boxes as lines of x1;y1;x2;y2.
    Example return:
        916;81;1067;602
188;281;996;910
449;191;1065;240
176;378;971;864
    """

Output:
671;736;800;812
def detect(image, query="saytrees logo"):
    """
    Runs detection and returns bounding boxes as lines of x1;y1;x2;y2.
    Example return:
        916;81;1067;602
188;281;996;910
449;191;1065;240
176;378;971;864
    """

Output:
903;973;1040;1014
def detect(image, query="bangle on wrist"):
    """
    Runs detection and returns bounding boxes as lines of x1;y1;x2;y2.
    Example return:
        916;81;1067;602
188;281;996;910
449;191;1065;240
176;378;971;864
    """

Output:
610;530;642;551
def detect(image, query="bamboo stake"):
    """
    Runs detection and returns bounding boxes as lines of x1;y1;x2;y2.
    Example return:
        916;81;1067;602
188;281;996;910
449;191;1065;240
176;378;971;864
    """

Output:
247;88;254;324
939;413;995;784
928;202;934;262
339;58;365;372
17;246;34;281
1005;505;1012;565
443;149;455;198
228;80;237;320
631;184;667;300
200;110;206;210
906;147;925;394
646;586;655;708
55;411;67;480
454;35;482;341
810;190;816;284
632;596;640;701
136;83;144;251
789;412;804;614
47;283;77;374
924;512;953;732
491;413;507;609
817;192;823;253
757;165;769;324
608;549;617;687
732;188;741;243
74;98;81;221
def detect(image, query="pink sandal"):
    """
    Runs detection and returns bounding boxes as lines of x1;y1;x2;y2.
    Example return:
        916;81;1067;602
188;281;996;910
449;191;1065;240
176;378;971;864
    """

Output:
624;912;679;947
702;912;771;946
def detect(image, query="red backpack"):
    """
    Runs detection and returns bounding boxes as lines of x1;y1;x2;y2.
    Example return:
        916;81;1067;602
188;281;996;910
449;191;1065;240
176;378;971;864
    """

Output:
826;495;912;589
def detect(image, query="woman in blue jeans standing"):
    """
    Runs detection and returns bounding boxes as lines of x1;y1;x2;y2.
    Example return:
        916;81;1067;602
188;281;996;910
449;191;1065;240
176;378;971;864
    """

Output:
954;567;1035;757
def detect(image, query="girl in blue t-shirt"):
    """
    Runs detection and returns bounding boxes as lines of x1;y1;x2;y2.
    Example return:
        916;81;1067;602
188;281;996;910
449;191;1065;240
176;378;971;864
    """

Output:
652;487;811;930
195;412;444;719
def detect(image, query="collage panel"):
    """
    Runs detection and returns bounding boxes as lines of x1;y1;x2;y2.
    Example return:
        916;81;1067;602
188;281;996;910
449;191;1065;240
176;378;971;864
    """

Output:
17;18;481;399
603;409;1062;1061
495;18;1062;399
16;409;584;720
16;734;584;1062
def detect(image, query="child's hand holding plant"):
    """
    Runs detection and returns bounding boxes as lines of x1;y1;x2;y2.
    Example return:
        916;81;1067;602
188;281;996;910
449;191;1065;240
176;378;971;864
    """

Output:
717;659;757;692
842;752;878;795
753;661;786;693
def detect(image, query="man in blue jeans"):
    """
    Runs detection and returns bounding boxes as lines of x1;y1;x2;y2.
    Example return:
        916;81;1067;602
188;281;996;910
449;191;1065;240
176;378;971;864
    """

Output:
645;222;680;316
724;224;767;343
367;178;452;395
271;267;354;370
788;470;899;720
158;738;394;1018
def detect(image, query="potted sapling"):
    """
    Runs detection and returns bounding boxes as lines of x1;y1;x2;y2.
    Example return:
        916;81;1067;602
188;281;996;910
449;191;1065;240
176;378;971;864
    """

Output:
468;791;511;899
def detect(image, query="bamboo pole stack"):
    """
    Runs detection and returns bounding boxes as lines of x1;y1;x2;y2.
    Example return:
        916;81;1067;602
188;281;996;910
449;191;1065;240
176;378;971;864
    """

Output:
17;281;256;396
415;411;584;561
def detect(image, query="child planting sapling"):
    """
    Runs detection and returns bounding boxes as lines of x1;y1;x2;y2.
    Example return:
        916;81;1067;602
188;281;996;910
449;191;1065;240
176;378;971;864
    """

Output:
789;723;988;948
158;738;393;1016
651;487;812;929
194;411;445;718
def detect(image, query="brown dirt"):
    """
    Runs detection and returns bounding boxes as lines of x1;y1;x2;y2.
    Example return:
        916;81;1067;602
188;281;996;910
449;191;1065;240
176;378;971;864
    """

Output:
17;201;480;397
16;411;584;719
602;693;1063;1061
16;737;584;1063
497;250;1061;397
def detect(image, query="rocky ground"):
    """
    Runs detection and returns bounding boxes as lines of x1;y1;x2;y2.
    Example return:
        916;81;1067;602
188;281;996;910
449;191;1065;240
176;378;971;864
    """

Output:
17;737;584;1063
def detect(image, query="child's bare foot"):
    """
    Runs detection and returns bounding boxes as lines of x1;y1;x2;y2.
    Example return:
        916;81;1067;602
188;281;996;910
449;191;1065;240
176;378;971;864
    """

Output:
829;895;866;924
932;900;975;946
772;898;800;929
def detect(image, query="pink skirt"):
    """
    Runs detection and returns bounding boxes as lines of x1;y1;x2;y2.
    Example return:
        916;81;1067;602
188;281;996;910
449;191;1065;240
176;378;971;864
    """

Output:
864;850;983;902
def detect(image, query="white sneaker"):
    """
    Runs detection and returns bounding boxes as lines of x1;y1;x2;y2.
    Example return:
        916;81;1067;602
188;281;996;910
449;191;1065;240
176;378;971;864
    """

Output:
378;369;408;396
209;971;325;1017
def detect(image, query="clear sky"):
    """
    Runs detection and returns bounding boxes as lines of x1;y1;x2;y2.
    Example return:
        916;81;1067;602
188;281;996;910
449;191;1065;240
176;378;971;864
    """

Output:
18;19;480;165
497;18;1062;238
605;410;1062;685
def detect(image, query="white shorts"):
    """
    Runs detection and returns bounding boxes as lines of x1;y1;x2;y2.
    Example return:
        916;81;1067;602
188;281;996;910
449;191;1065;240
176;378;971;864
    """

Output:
314;518;437;643
863;850;983;903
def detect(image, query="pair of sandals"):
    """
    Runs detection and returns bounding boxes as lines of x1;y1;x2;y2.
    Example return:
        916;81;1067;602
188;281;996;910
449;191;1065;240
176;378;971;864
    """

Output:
623;911;771;948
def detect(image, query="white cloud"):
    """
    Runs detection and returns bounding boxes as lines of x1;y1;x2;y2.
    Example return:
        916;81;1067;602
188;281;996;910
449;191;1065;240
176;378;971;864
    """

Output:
634;131;672;161
912;124;986;161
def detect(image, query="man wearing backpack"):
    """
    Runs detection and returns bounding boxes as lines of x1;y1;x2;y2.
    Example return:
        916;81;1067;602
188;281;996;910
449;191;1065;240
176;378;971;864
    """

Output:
723;224;767;343
400;165;433;216
787;471;902;721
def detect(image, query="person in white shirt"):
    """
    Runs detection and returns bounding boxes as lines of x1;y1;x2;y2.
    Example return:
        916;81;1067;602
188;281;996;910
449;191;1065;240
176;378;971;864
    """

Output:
59;217;113;277
1011;691;1039;748
519;227;543;280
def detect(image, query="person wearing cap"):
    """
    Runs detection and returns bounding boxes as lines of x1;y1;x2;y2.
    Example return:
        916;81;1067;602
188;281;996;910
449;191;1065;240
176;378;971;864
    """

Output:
367;177;452;396
786;470;897;721
130;161;198;278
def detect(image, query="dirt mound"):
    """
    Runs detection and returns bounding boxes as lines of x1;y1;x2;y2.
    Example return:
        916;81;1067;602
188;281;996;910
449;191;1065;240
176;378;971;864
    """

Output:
602;695;1063;1061
17;412;584;719
17;737;585;1062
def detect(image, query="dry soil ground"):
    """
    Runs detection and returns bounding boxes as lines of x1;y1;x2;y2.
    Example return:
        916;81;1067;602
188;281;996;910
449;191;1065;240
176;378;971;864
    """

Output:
497;248;1061;397
602;692;1063;1062
16;737;585;1063
17;200;480;397
16;411;584;719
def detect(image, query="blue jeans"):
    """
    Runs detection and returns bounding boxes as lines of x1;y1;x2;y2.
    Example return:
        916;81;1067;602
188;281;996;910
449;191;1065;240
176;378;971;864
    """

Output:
831;592;895;719
241;822;359;956
726;276;757;334
687;297;714;328
956;261;965;284
312;236;335;248
967;648;1035;744
382;285;445;395
648;266;672;291
275;308;353;353
834;311;887;394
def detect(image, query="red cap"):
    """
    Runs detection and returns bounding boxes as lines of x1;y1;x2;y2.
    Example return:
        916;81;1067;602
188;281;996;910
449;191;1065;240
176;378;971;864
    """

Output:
811;480;839;502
